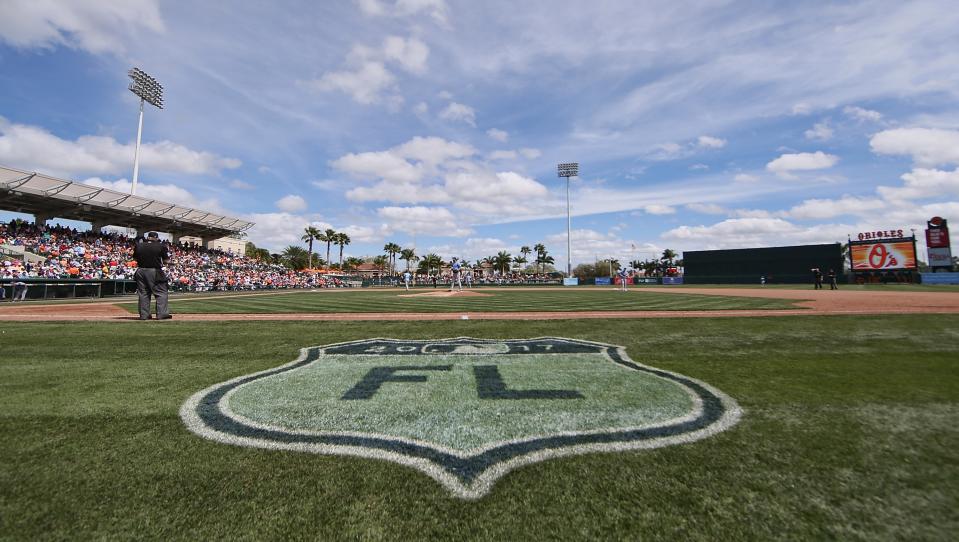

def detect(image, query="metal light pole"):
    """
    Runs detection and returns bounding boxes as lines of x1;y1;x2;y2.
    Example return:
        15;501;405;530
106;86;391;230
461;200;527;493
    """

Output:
557;162;578;276
127;68;164;195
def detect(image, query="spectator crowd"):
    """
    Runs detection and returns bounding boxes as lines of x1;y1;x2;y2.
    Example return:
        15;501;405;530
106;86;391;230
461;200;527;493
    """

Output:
0;220;344;294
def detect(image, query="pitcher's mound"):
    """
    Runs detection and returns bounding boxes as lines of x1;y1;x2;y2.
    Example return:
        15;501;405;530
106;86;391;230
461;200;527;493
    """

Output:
399;290;493;298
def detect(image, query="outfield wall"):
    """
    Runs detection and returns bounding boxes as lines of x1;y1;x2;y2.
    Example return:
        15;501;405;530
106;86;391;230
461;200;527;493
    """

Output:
683;243;844;284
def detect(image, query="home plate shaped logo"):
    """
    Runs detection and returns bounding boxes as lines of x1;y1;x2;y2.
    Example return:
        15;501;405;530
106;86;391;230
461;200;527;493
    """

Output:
181;337;741;499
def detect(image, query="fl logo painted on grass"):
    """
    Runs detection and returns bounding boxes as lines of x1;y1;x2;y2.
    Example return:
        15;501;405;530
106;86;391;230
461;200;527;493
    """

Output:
181;337;741;499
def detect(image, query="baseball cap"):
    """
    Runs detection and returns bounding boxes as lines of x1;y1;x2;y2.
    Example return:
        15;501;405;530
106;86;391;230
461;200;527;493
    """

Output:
146;231;159;239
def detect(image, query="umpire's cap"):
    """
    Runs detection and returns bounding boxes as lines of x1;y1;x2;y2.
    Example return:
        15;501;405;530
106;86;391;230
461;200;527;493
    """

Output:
146;231;160;239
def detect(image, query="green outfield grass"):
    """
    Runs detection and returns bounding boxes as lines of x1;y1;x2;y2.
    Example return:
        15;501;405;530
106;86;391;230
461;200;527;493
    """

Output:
118;288;802;314
2;315;957;540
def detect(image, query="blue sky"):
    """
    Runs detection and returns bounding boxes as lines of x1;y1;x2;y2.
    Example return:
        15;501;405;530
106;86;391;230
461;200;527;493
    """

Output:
1;0;958;267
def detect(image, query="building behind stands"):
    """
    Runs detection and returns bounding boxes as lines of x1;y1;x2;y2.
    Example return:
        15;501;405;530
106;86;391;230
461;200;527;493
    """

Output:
683;244;844;284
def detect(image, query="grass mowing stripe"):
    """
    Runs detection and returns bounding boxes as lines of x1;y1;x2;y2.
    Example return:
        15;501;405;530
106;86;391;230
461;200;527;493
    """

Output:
123;289;803;314
0;315;955;540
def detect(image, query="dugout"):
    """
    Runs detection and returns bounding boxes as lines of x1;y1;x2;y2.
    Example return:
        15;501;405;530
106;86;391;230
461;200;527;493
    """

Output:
683;243;843;284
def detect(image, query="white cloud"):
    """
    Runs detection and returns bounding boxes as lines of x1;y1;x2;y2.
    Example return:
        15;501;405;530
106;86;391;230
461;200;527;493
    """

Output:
843;106;882;122
689;164;709;171
359;0;449;25
640;204;676;215
439;102;476;126
489;150;517;161
0;0;164;54
734;173;760;183
394;136;475;166
544;228;642;265
663;218;800;245
646;142;684;160
686;203;726;215
377;206;472;236
486;128;509;142
697;136;726;149
382;35;429;74
308;34;429;105
0;117;240;178
519;148;541;159
645;136;725;161
333;150;423;184
766;151;839;178
229;179;255;190
785;196;886;219
444;170;549;215
804;120;833;141
396;0;449;25
339;224;388;244
275;194;307;212
311;179;340;191
246;213;333;252
792;103;813;115
731;209;774;219
311;60;396;105
334;136;476;187
355;0;387;16
82;177;222;212
346;181;451;204
870;128;959;167
877;168;959;201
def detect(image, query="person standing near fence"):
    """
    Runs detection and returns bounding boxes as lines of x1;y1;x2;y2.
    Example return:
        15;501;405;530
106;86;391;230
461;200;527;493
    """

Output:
12;272;28;301
133;232;171;320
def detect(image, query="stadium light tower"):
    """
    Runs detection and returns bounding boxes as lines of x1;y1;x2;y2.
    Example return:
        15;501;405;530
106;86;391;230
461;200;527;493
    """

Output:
127;67;164;195
557;162;579;276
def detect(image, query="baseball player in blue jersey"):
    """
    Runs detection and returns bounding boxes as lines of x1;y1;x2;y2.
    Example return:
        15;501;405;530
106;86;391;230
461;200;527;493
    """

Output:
450;258;463;292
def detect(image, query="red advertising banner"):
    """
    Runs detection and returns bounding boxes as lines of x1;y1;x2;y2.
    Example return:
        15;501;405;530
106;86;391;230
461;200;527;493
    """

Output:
926;219;950;248
851;242;917;270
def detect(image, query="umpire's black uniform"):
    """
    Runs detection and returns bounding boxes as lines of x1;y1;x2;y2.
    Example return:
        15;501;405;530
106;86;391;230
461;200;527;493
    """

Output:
133;232;171;320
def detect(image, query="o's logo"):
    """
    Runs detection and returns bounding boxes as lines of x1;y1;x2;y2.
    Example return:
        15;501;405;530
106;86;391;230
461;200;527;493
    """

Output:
868;244;898;268
181;337;741;499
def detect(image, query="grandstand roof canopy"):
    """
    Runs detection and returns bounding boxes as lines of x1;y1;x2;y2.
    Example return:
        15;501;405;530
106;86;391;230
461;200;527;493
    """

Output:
0;165;253;239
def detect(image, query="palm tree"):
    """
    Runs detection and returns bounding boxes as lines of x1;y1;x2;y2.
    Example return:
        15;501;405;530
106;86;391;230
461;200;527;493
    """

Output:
533;243;547;273
492;251;513;273
540;253;555;273
302;226;321;269
417;253;443;275
383;242;402;276
343;256;364;272
319;228;336;269
400;247;418;271
661;249;677;266
513;255;527;270
333;232;351;268
520;246;532;263
281;245;310;270
630;259;643;270
372;255;388;270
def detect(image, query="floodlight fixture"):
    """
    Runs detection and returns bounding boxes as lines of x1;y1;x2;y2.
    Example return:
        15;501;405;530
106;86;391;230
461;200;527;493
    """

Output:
128;68;164;108
557;162;579;276
557;162;579;178
127;67;164;196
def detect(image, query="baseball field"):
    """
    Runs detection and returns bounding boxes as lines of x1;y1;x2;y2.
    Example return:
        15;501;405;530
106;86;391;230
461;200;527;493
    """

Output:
1;285;957;540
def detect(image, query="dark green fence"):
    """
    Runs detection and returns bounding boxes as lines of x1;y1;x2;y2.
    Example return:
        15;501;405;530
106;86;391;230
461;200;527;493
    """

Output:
1;279;137;300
